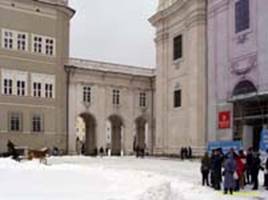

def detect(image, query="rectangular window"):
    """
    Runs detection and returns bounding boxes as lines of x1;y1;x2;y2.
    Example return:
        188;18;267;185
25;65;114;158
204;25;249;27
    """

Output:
174;90;181;108
113;89;120;105
17;80;25;96
10;113;21;132
83;86;91;103
33;82;42;97
32;114;42;132
3;31;14;49
45;38;54;55
17;33;27;51
4;79;12;95
33;36;43;53
139;92;146;107
173;35;183;60
45;83;53;98
235;0;250;33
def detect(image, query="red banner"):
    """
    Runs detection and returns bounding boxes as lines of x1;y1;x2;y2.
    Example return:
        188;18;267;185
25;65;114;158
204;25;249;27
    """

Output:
218;111;231;129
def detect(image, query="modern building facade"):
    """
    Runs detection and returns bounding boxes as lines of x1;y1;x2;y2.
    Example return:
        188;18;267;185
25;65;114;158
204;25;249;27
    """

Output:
208;0;268;150
149;0;207;155
0;0;74;152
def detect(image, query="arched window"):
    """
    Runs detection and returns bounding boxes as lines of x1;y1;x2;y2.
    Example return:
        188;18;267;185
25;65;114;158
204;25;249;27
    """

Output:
232;80;257;96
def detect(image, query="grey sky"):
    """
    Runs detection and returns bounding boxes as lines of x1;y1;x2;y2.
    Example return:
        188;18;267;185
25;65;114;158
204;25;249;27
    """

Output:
69;0;157;68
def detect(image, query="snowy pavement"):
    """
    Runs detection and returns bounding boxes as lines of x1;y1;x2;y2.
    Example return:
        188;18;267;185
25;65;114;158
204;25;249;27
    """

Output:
0;156;267;200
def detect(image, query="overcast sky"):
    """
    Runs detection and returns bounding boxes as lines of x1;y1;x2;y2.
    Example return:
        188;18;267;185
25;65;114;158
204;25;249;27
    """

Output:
69;0;157;68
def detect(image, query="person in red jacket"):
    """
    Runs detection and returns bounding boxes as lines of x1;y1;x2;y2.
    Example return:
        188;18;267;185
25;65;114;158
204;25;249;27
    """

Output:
234;150;246;191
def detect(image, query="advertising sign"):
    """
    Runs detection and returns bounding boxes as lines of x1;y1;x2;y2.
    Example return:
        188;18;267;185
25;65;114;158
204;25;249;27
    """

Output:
218;111;231;129
208;140;242;155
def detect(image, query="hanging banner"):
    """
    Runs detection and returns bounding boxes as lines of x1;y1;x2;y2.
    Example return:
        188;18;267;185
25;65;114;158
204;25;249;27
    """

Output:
208;140;242;155
218;111;231;129
259;129;268;151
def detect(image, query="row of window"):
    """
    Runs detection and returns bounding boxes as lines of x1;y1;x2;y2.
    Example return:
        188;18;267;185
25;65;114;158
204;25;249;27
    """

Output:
3;79;54;98
1;70;55;98
9;112;43;133
1;29;56;56
172;0;250;62
83;86;148;108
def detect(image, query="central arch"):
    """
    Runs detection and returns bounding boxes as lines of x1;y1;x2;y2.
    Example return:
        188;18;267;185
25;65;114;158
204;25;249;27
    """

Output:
108;115;124;156
79;113;96;156
135;117;148;152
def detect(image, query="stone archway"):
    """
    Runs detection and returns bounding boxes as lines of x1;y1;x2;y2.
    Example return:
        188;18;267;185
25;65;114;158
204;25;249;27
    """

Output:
79;113;96;155
108;115;124;156
135;117;147;151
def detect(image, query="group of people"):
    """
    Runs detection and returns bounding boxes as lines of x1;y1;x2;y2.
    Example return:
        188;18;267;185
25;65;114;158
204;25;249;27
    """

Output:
180;146;192;160
201;147;268;195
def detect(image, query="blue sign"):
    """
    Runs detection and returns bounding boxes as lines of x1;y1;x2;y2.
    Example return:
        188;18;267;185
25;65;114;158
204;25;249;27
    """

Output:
259;129;268;151
208;140;242;155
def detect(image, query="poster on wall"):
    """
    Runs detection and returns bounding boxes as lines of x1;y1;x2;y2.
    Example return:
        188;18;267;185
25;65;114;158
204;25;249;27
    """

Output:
218;111;231;129
259;129;268;151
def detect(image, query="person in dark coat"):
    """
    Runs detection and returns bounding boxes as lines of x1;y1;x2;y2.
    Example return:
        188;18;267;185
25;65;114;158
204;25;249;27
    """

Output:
251;152;261;190
246;147;253;184
223;151;236;195
263;149;268;190
7;140;18;160
211;149;222;190
99;147;104;157
188;146;192;159
180;147;185;160
201;152;211;186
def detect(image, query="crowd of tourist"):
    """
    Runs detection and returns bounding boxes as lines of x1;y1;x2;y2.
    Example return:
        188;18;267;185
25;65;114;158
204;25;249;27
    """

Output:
201;147;268;194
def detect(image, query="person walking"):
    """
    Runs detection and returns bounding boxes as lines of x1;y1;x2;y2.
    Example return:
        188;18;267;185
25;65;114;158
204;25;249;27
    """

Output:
201;152;211;186
223;150;236;195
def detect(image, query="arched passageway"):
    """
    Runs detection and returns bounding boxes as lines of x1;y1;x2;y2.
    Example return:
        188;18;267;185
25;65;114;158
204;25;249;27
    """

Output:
134;117;148;153
77;113;96;155
108;115;124;156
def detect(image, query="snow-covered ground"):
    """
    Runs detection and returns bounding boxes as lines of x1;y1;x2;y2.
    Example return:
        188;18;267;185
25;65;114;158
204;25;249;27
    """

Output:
0;156;267;200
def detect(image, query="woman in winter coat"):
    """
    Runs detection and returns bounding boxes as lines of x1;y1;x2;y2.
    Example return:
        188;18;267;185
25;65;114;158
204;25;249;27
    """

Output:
201;152;211;186
234;151;246;191
223;151;236;195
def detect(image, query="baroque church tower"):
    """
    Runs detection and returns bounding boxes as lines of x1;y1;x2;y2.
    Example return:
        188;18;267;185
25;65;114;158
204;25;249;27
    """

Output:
150;0;207;155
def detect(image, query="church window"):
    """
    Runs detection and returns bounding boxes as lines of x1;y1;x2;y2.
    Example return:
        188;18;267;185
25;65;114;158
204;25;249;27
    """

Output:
173;35;183;60
235;0;250;33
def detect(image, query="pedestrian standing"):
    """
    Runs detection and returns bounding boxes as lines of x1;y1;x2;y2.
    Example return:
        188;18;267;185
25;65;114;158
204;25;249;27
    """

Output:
246;147;253;184
211;149;222;190
188;146;192;159
201;152;211;186
264;149;268;190
223;150;236;195
251;152;261;190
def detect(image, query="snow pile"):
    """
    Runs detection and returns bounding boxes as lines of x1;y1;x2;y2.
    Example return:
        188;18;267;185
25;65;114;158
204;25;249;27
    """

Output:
0;158;172;200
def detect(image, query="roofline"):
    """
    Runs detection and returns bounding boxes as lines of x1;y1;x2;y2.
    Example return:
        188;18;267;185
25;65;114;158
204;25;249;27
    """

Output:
69;57;155;71
65;64;156;79
34;0;75;17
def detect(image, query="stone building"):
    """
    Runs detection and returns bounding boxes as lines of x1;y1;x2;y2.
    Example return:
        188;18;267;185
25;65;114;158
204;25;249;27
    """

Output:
208;0;268;150
149;0;207;155
0;0;74;152
66;58;155;155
